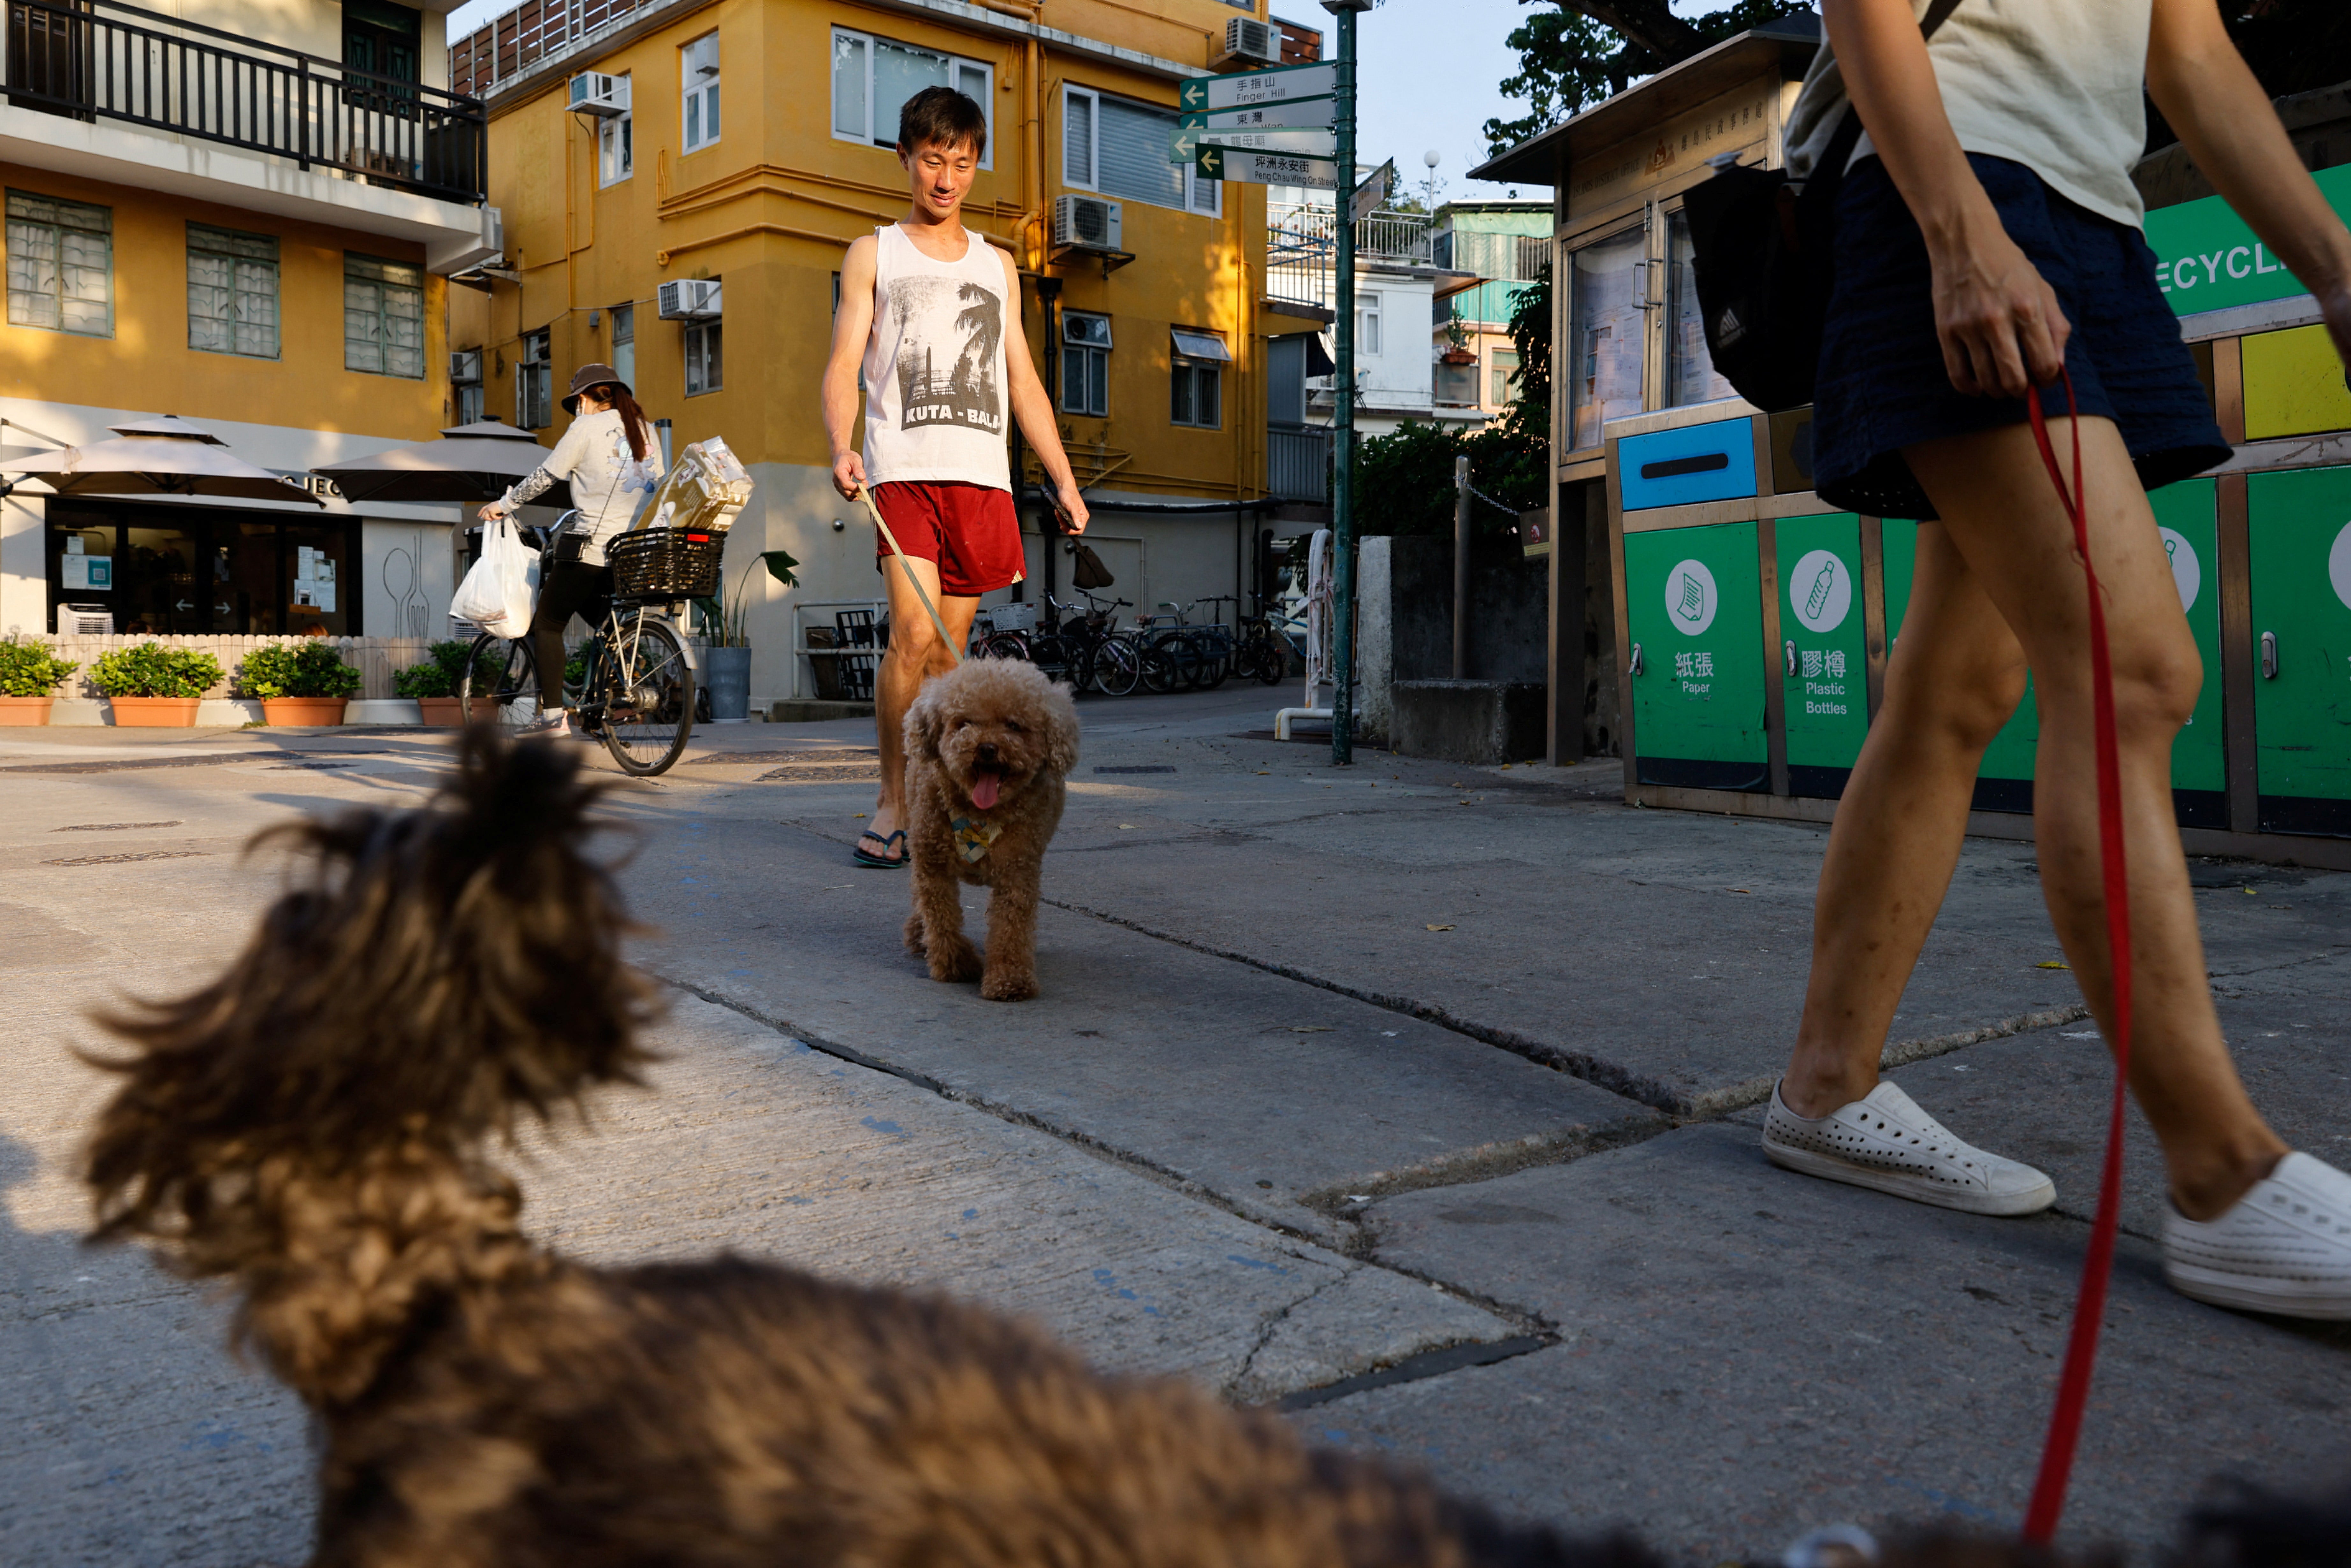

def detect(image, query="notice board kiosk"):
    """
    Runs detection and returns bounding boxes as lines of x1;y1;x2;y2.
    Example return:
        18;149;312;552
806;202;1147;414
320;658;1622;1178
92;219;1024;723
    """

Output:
1475;19;2351;866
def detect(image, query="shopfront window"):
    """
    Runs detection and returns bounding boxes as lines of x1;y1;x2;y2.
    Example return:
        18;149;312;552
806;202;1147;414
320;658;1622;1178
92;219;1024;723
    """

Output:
1566;225;1645;452
1667;209;1736;409
45;507;360;634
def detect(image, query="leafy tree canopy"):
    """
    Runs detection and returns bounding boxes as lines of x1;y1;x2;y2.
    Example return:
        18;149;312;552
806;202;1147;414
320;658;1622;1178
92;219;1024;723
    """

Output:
1485;0;1810;155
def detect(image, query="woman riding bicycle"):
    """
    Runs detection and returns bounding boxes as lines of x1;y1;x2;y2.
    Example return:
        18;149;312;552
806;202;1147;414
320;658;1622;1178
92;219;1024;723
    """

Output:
478;363;664;739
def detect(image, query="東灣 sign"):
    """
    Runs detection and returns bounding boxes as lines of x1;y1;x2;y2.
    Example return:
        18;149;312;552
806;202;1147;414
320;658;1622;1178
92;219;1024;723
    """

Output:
2144;163;2351;317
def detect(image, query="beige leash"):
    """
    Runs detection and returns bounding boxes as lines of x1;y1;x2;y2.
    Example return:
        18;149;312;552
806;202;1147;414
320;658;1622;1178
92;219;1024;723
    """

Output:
855;483;962;666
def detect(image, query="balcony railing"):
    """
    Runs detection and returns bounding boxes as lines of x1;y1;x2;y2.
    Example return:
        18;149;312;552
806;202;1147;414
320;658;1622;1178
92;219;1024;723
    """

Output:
1267;423;1329;504
1263;202;1434;314
450;0;656;97
3;0;486;205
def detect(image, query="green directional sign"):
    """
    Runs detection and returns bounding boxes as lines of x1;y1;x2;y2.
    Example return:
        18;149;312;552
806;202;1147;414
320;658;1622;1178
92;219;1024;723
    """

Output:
1195;145;1337;189
1181;97;1335;131
1178;60;1338;115
1176;125;1336;162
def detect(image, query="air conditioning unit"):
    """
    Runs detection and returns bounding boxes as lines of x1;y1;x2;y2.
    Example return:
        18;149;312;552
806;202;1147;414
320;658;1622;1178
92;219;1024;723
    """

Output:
449;349;482;384
1218;17;1280;66
657;279;723;320
1052;195;1124;254
60;604;114;635
1062;312;1112;349
568;72;629;116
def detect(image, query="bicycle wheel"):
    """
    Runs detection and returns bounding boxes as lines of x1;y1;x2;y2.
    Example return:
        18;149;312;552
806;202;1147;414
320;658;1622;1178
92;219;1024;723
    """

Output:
458;632;543;731
1027;633;1075;685
1139;636;1183;694
1089;636;1142;697
592;615;695;776
1249;635;1288;685
1158;632;1208;691
1193;631;1232;691
978;632;1032;662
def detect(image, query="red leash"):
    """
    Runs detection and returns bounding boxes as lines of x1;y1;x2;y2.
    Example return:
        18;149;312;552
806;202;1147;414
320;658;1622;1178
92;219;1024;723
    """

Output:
2018;370;2134;1544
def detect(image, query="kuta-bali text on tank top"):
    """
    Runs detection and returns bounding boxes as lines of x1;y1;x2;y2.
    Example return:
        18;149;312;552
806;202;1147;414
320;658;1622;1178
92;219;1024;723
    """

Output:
861;223;1014;493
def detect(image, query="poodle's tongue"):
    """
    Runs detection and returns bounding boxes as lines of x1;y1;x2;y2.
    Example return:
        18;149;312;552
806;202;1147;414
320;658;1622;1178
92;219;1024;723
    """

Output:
970;772;1001;810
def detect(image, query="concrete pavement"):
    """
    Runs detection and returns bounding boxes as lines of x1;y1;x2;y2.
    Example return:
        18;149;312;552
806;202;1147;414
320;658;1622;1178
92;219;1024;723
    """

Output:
1;689;2346;1563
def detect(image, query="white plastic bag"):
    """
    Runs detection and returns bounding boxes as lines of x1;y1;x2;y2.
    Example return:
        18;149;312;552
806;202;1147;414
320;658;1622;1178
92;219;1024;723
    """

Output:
450;516;539;638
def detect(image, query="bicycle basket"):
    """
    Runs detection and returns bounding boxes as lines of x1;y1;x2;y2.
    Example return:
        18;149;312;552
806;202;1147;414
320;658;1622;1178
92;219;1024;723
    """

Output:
608;528;723;601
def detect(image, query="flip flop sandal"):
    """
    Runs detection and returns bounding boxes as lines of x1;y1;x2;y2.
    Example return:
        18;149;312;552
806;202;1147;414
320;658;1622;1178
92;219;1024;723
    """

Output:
851;829;909;869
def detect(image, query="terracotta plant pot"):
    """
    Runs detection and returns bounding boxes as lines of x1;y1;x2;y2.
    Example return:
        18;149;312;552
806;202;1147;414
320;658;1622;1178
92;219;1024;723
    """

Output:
417;696;463;727
109;696;203;727
0;696;54;725
1440;349;1477;366
260;697;348;727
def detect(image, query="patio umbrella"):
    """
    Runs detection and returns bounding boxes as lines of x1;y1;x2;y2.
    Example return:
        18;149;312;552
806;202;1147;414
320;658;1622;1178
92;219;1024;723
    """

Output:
1;415;324;505
314;418;569;508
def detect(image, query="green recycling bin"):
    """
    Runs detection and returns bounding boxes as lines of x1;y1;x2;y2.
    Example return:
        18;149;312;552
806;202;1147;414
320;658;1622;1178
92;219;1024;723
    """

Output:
2247;465;2351;836
1776;512;1868;797
1626;521;1768;791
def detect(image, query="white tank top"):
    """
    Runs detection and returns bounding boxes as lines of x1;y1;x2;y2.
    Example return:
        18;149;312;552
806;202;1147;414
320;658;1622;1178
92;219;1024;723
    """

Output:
861;223;1013;492
1785;0;2153;229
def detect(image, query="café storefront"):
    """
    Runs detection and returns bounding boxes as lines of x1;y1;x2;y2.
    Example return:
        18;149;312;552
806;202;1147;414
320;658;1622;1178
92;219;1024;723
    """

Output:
46;500;366;636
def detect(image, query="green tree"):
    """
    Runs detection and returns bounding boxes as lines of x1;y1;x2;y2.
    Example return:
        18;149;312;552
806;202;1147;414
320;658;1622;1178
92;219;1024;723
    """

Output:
1486;0;1811;154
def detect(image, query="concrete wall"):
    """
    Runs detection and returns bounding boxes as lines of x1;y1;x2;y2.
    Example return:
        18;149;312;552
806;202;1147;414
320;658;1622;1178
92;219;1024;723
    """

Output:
1354;532;1544;746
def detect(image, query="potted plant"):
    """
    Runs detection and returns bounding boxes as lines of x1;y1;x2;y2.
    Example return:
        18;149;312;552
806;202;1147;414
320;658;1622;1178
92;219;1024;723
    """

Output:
241;640;363;726
91;642;224;726
392;640;483;726
692;550;797;724
0;637;79;725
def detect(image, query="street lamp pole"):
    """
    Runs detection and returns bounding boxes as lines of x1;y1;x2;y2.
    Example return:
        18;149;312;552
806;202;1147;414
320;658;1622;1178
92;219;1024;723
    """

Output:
1322;0;1371;766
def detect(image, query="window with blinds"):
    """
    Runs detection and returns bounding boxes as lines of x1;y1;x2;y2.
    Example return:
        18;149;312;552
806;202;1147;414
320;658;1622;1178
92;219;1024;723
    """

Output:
1062;87;1218;217
187;224;279;359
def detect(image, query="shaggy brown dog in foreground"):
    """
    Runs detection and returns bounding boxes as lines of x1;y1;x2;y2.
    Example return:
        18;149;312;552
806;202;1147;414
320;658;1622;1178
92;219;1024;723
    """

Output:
82;734;1649;1568
902;656;1079;1001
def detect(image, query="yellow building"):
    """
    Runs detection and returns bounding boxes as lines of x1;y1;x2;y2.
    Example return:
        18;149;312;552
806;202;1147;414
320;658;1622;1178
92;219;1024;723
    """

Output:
0;0;501;649
448;0;1327;706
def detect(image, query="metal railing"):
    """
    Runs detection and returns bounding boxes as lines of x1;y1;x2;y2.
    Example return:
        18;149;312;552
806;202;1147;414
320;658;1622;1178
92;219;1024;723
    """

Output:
3;0;486;204
450;0;655;96
1267;423;1329;503
1263;202;1434;314
1431;229;1547;282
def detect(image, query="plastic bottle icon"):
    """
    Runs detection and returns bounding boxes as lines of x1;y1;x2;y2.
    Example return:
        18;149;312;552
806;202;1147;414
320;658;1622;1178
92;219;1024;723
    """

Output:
1805;557;1837;621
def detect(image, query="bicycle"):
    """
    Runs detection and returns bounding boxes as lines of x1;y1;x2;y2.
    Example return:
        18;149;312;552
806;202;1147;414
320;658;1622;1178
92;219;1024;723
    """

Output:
459;515;701;776
1235;598;1296;686
978;593;1142;696
1132;604;1211;693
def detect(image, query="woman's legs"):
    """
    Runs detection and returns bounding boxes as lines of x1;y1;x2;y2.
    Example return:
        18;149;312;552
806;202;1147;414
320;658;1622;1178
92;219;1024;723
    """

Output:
1780;523;2030;1117
530;561;607;713
1785;414;2285;1220
1904;418;2284;1219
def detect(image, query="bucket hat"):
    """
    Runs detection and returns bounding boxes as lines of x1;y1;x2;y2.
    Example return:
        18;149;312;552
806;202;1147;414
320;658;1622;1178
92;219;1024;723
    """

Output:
561;362;633;415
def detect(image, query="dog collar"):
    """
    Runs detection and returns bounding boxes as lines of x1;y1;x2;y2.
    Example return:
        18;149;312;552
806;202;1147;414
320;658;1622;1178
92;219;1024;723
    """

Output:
950;814;1002;864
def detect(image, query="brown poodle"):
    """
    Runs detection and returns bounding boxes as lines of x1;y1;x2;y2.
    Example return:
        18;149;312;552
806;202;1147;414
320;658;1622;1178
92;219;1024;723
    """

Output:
80;732;1653;1568
901;656;1079;1001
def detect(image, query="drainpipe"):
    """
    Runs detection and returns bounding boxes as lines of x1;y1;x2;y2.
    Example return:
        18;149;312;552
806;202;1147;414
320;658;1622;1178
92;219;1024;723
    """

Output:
1036;273;1062;600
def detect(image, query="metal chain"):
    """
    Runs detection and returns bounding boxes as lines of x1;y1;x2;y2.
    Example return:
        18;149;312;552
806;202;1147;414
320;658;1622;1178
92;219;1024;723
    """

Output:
1464;481;1527;515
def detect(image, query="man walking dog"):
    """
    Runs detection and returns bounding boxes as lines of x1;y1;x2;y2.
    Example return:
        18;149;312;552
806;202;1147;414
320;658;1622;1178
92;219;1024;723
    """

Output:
823;86;1089;869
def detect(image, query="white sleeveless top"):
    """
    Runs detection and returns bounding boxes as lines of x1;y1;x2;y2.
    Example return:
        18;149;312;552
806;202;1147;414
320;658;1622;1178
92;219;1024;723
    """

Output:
861;224;1013;492
1785;0;2153;230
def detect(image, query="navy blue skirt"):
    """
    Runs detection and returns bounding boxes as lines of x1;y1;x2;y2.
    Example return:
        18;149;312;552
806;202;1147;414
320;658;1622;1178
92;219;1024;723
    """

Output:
1811;154;2230;521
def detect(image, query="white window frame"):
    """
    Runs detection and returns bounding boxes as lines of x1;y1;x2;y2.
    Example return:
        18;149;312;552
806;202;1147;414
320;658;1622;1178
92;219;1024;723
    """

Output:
1355;291;1381;358
610;302;635;392
830;26;993;169
517;327;552;428
681;33;720;154
1061;310;1110;418
685;318;722;396
598;79;633;185
1061;86;1219;217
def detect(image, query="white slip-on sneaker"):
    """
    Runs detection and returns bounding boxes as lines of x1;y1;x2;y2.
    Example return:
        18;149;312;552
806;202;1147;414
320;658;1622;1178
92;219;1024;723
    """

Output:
2163;1152;2351;1319
1762;1079;2057;1216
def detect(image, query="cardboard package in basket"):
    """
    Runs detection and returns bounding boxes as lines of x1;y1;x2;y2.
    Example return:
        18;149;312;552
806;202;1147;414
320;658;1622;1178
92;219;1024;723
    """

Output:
634;435;755;536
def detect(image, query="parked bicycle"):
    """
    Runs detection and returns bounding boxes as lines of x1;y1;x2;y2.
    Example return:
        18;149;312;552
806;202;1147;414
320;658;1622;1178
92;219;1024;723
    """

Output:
459;515;701;776
978;592;1144;696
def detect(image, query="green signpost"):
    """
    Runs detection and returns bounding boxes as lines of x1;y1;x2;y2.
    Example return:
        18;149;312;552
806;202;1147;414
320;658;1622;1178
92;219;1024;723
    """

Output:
1192;145;1338;187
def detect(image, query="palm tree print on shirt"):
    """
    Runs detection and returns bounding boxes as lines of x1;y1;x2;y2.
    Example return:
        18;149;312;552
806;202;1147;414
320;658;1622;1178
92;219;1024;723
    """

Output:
888;276;1005;434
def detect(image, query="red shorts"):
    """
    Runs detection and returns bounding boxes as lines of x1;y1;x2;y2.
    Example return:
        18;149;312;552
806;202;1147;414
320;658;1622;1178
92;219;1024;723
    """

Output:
870;481;1024;598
